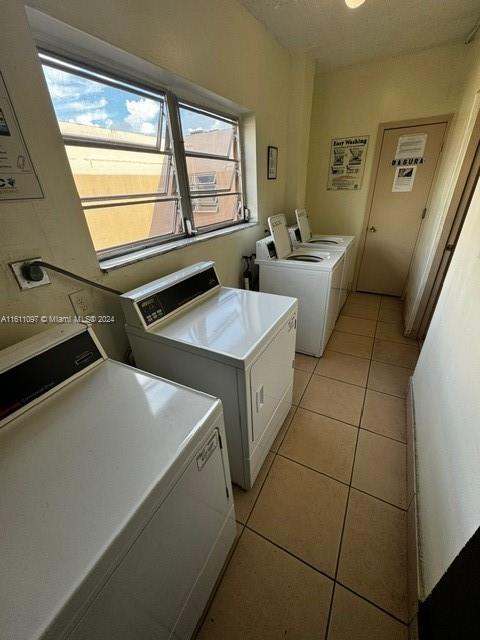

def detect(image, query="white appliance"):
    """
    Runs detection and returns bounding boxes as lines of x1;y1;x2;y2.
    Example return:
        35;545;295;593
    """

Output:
0;324;235;640
256;214;344;357
120;261;297;490
290;208;355;310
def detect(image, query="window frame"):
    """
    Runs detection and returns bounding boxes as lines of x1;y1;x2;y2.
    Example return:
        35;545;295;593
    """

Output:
39;50;247;260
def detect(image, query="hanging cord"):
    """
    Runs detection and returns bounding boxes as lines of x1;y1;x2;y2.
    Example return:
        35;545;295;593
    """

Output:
23;260;122;296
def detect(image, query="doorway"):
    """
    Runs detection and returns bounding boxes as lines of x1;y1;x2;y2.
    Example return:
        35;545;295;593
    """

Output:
356;118;450;296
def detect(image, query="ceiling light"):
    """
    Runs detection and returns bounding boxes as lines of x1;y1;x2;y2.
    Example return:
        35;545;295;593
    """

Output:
345;0;366;8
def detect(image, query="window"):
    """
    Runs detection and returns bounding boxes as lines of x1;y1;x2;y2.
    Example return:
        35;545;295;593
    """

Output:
40;52;245;258
179;104;243;230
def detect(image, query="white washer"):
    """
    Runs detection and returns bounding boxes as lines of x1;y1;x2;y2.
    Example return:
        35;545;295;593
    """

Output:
0;324;235;640
120;261;297;490
256;214;344;357
290;208;355;310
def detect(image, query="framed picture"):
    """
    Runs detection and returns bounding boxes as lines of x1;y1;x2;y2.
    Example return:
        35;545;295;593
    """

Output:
267;145;278;180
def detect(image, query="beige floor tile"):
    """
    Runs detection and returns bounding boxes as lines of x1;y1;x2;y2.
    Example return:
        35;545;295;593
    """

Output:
301;374;365;426
379;305;403;324
336;315;377;337
338;489;408;621
197;528;333;640
233;452;274;524
294;352;318;372
292;369;311;405
349;292;381;308
328;331;374;359
361;390;406;442
373;340;419;369
342;300;379;321
249;456;348;576
352;430;407;508
280;407;357;483
380;296;403;310
368;361;412;398
328;585;408;640
315;350;370;387
376;321;418;345
270;406;297;453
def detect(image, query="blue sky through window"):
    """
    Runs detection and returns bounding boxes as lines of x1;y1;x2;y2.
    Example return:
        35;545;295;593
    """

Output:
42;64;229;140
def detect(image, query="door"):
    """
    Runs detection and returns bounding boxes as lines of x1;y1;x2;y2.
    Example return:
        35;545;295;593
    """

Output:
250;312;296;444
358;121;448;295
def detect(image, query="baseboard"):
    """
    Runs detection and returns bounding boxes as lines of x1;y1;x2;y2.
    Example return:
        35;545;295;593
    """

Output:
406;378;421;626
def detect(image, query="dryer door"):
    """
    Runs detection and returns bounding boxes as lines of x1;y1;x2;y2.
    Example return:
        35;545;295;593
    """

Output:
249;314;296;444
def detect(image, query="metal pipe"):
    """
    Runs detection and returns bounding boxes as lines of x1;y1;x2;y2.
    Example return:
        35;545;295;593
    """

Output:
27;261;122;295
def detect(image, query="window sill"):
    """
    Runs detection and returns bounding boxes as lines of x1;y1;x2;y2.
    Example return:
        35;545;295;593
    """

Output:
99;221;259;272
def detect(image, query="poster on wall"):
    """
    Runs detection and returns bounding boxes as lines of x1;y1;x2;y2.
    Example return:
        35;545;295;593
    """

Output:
0;72;44;201
327;135;369;190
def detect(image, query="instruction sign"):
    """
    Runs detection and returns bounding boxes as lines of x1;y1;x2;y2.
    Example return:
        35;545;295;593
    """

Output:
327;136;368;190
0;72;43;201
391;133;427;167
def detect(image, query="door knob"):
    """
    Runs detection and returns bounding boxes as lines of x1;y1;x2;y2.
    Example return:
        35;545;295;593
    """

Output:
369;226;377;232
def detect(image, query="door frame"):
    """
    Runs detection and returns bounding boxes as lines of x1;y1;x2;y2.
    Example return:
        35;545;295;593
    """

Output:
353;114;453;294
410;96;480;338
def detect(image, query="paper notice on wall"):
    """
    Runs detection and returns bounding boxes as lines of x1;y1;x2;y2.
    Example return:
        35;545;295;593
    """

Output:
392;133;427;167
327;136;368;190
0;72;44;201
392;166;417;192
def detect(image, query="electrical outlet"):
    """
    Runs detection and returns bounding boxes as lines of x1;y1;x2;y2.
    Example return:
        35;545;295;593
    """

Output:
10;258;50;290
69;289;90;315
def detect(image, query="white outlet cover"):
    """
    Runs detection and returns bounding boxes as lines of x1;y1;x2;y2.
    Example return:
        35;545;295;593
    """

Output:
69;289;89;315
10;259;50;290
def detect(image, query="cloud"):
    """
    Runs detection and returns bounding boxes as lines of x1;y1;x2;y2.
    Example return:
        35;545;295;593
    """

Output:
73;111;111;127
124;97;160;133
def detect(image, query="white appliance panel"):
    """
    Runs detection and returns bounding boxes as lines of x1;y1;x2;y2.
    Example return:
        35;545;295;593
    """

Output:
69;428;234;640
259;265;329;356
249;315;296;443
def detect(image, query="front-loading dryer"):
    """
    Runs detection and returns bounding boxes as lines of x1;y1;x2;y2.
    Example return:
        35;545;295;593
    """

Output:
121;262;297;490
256;214;344;358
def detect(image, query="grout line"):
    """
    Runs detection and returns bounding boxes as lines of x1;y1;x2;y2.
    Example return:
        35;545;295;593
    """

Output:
240;452;277;528
310;370;369;390
335;581;409;627
359;424;407;445
293;403;362;429
244;524;336;584
324;303;376;639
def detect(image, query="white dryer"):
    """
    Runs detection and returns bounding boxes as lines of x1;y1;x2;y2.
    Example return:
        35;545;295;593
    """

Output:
256;214;344;357
0;324;235;640
120;261;297;490
290;208;355;310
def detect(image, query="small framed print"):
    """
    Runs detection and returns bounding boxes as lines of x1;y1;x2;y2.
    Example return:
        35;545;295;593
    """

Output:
267;145;278;180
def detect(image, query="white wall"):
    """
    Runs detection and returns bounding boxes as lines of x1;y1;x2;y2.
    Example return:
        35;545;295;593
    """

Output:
0;0;314;358
305;42;473;281
405;37;480;331
412;177;480;598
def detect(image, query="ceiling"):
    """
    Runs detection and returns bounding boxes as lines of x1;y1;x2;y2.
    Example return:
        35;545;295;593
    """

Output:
238;0;480;70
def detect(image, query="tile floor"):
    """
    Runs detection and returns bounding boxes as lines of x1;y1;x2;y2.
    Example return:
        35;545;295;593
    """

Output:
197;293;419;640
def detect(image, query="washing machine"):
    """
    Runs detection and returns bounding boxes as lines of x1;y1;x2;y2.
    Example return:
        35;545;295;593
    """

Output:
289;208;355;310
120;261;297;490
256;214;344;357
0;323;235;640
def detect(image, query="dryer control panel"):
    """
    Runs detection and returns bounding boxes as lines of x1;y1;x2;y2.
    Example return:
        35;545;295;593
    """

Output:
122;262;221;329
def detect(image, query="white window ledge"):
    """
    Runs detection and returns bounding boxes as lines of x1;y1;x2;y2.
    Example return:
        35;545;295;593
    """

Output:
100;221;259;272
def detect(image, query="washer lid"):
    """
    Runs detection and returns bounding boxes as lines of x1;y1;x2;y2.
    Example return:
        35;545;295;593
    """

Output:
295;208;312;242
268;213;293;259
140;287;297;367
0;357;220;640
